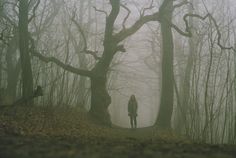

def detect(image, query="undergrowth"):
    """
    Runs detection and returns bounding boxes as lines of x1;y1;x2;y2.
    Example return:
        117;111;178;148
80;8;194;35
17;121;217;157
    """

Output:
0;105;185;143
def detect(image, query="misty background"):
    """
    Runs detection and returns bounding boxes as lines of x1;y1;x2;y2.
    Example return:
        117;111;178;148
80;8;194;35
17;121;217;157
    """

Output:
1;0;236;144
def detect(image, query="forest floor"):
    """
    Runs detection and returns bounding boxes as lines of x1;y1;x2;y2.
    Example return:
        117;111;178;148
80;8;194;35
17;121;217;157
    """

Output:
0;106;236;158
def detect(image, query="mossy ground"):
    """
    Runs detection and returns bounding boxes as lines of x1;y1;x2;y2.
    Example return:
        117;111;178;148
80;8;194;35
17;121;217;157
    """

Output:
0;106;235;158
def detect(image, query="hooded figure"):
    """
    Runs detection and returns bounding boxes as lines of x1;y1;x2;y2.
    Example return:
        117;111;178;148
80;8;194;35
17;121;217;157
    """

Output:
128;95;138;128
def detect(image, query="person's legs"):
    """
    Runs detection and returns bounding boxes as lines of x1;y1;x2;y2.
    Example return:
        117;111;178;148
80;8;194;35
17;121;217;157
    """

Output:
129;116;134;128
134;116;137;128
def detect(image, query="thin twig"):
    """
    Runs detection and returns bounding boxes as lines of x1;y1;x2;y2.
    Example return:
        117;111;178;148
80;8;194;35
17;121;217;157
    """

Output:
93;6;108;17
71;11;101;60
141;0;154;17
120;3;131;29
29;0;40;23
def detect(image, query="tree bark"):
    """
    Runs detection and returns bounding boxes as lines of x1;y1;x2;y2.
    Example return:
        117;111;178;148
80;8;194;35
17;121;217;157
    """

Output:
89;40;116;126
87;0;119;126
89;73;112;126
19;0;34;104
155;0;174;129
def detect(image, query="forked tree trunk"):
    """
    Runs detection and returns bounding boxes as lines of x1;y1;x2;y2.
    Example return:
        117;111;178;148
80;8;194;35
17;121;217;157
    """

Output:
89;44;116;126
31;0;161;126
87;0;120;125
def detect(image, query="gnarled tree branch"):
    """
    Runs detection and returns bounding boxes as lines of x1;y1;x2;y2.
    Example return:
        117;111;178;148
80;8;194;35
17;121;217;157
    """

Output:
29;37;92;77
141;0;154;17
104;0;120;45
28;0;40;23
172;13;236;52
114;12;160;42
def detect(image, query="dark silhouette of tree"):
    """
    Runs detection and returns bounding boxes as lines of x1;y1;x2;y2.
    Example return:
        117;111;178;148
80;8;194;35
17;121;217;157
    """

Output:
155;0;235;130
155;0;174;129
31;0;235;127
31;0;160;125
19;0;34;105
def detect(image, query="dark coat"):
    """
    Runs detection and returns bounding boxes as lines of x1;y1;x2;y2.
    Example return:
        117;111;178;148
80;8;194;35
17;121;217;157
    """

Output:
128;96;138;117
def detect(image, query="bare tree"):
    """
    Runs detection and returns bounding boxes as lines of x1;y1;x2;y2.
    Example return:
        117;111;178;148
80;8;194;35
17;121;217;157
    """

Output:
31;0;160;125
19;0;34;104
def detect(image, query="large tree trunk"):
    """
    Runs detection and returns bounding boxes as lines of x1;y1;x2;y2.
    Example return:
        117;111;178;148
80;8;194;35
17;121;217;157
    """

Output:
89;62;113;126
88;37;117;126
89;74;111;126
19;0;34;104
155;0;174;129
88;0;119;126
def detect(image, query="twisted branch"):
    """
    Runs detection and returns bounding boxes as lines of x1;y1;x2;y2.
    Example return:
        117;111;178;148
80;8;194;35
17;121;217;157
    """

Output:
172;13;236;52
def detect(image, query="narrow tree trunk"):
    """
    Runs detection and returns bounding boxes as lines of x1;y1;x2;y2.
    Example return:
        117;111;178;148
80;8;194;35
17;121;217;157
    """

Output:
6;33;20;101
0;46;2;88
19;0;34;104
176;0;197;134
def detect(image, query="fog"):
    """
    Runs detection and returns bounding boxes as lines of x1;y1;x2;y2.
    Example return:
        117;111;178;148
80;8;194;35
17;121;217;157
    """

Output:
1;0;236;145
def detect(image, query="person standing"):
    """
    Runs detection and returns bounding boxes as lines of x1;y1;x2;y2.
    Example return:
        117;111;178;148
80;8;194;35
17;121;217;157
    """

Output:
128;95;138;129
